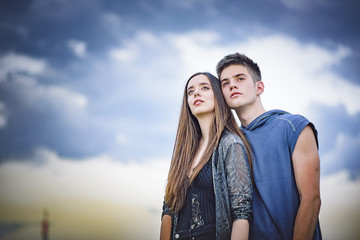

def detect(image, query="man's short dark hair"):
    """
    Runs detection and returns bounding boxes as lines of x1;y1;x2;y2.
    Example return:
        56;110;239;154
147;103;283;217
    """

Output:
216;53;262;83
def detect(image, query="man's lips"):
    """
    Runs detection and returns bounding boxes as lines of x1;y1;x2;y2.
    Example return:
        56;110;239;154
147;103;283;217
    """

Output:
230;92;242;98
193;99;204;106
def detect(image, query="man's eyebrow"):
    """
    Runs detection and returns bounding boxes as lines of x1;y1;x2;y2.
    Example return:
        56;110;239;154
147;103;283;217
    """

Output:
221;73;247;82
234;73;246;78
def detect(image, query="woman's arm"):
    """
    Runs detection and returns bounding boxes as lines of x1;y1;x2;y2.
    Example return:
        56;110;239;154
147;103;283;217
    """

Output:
160;214;172;240
231;219;249;240
224;139;252;239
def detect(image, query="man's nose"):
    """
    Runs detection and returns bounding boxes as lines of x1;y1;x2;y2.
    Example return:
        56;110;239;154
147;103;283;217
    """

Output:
230;82;237;91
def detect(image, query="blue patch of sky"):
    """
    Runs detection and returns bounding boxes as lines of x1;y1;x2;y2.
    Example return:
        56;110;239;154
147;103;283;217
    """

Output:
311;103;360;178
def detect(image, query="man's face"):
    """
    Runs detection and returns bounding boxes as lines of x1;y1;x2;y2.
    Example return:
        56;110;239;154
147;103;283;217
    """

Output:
220;65;259;109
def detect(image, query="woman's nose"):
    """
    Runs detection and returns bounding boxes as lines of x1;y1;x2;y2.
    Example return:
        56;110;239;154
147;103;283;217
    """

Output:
193;89;201;97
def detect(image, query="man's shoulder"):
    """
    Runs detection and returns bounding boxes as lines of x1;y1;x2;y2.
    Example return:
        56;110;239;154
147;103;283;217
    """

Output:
271;110;305;121
271;111;310;131
252;109;308;126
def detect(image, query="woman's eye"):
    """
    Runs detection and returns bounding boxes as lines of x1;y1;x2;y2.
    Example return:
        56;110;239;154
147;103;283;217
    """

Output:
188;90;194;95
202;86;209;90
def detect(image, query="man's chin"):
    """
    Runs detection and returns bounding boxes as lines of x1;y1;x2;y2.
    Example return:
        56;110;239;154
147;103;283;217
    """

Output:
228;103;243;109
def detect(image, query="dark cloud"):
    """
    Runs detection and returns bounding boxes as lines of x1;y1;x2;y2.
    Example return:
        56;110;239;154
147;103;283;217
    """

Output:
312;104;360;151
0;50;175;162
0;76;105;160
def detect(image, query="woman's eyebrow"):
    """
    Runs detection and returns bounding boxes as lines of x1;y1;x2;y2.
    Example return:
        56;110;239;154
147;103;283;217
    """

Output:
187;82;210;90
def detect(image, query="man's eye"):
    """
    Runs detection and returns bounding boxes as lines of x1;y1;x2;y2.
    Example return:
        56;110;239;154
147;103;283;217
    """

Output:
222;82;229;87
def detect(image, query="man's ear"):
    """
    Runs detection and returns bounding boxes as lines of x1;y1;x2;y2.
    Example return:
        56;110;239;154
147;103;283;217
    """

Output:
256;81;264;96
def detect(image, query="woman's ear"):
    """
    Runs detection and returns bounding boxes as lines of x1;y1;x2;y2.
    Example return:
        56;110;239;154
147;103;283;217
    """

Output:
256;81;264;96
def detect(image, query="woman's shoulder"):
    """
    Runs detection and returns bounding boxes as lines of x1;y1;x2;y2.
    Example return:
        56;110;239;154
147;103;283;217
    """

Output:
219;129;244;147
217;130;248;165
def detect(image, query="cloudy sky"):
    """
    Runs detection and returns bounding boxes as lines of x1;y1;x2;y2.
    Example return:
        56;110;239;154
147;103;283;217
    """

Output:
0;0;359;239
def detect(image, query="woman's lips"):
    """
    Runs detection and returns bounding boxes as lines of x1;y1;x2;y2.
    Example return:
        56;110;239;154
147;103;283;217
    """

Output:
193;99;204;106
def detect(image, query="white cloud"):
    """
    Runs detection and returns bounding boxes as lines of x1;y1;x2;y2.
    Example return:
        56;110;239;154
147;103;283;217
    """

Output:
321;131;360;176
279;0;332;11
12;75;88;113
237;35;357;116
0;53;46;81
109;31;159;62
99;12;124;41
320;171;360;240
110;47;136;62
101;12;122;28
0;116;5;128
136;31;159;46
67;39;88;58
104;30;359;124
115;133;128;145
0;101;7;128
160;32;358;116
162;0;217;10
0;147;169;209
107;31;224;107
166;31;223;74
0;52;87;118
47;85;88;108
0;148;169;239
279;0;310;10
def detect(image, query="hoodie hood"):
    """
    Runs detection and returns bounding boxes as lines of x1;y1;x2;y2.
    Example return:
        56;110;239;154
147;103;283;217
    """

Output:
243;109;289;131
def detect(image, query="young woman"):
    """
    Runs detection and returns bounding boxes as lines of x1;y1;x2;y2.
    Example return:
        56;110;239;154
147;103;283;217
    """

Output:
160;72;253;240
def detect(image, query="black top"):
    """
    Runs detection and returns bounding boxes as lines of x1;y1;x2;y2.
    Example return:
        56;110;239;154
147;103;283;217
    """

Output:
177;160;216;231
162;130;253;239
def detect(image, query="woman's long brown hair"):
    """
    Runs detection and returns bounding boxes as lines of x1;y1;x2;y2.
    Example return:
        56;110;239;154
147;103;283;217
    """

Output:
164;72;252;212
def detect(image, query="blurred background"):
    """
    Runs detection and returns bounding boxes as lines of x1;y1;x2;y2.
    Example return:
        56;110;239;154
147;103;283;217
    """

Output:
0;0;359;239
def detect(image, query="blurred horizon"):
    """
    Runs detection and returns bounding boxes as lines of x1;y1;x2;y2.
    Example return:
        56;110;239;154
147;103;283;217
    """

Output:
0;0;360;239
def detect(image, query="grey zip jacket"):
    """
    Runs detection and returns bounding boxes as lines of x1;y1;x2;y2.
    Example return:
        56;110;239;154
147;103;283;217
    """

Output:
162;130;253;239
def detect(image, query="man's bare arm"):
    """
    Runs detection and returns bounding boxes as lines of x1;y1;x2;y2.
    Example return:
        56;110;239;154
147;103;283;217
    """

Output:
292;125;321;240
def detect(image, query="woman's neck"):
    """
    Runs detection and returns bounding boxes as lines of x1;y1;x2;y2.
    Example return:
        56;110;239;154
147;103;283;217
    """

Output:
188;113;213;177
196;113;213;142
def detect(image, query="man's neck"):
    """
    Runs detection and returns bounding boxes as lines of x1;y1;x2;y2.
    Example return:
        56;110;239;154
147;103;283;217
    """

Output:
234;103;266;128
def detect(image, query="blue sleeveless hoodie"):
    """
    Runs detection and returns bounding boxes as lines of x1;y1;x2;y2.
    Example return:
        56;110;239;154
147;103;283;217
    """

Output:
242;109;322;240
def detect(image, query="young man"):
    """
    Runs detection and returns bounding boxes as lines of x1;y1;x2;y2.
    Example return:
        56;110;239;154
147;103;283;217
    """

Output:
216;53;322;240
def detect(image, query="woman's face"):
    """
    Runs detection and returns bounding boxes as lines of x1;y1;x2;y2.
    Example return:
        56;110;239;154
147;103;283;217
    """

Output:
187;74;215;118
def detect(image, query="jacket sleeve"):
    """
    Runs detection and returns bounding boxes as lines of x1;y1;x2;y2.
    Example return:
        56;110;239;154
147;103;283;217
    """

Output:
162;200;173;219
224;141;253;221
